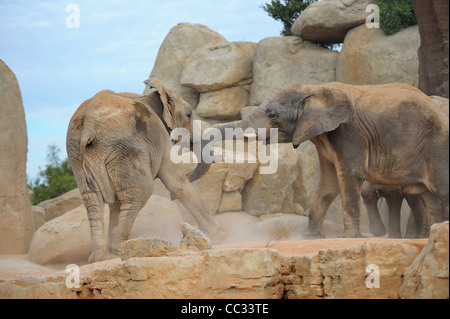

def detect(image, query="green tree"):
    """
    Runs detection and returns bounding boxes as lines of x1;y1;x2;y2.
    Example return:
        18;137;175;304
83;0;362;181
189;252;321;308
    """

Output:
376;0;417;35
261;0;315;36
29;144;78;205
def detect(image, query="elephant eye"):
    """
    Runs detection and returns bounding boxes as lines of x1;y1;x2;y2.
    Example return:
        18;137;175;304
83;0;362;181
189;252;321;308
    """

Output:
268;112;278;121
186;111;192;119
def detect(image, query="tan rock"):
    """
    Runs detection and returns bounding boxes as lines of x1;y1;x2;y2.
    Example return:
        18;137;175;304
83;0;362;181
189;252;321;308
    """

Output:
180;222;213;250
249;37;337;105
242;144;300;215
218;191;242;213
196;85;250;120
320;242;420;298
181;41;256;92
27;205;93;265
0;59;33;254
291;0;373;43
336;25;420;86
144;23;227;107
118;237;177;260
37;188;83;221
31;205;46;234
191;163;227;215
399;222;449;299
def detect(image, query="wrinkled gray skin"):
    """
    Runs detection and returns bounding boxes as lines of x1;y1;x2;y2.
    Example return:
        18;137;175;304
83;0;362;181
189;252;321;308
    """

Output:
194;82;449;238
361;97;449;239
361;181;439;238
67;78;222;263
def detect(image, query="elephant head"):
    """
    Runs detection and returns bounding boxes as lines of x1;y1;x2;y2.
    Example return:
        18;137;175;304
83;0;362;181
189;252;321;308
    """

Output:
139;78;213;183
194;83;352;165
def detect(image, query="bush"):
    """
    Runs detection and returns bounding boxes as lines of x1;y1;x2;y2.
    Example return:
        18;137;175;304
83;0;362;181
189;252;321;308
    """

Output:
376;0;417;35
29;144;78;205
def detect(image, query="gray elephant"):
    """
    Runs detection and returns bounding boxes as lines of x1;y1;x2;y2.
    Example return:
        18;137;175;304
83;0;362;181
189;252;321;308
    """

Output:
66;78;223;263
361;96;449;238
193;82;449;238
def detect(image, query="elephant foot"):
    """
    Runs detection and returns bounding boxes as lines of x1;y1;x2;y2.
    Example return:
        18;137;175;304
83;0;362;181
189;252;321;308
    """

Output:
415;228;429;238
388;232;403;239
302;227;325;239
369;224;386;237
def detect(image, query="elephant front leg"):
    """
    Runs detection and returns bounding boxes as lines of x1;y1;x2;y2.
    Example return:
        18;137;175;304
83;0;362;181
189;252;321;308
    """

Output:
337;172;364;238
361;183;386;237
158;166;226;244
304;158;340;238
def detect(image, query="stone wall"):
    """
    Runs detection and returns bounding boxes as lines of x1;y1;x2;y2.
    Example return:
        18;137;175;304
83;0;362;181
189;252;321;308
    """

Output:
1;222;447;299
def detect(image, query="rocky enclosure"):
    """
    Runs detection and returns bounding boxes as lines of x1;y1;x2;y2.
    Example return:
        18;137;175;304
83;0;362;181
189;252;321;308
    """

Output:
0;222;448;299
1;0;449;299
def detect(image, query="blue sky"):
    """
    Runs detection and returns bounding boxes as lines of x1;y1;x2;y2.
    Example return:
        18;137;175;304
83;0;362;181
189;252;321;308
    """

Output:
0;0;281;181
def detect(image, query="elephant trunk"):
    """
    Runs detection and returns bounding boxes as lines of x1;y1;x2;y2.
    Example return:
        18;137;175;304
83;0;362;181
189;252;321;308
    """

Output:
186;120;246;183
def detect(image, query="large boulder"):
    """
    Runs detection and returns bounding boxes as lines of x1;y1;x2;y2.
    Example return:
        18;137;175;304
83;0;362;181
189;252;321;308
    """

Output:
336;25;420;86
242;144;303;215
0;60;33;254
37;188;83;221
27;205;92;264
143;23;227;107
181;41;256;93
291;0;373;43
249;37;338;106
195;85;250;120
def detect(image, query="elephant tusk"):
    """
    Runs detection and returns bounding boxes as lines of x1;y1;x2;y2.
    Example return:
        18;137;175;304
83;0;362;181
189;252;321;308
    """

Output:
244;132;257;139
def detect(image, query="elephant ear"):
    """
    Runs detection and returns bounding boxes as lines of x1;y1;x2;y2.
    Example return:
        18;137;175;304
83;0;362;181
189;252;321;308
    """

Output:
292;87;352;147
144;78;175;129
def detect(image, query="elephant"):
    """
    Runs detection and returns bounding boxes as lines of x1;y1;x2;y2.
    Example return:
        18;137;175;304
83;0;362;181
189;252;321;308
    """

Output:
361;181;432;238
361;96;449;238
66;78;223;263
199;82;449;238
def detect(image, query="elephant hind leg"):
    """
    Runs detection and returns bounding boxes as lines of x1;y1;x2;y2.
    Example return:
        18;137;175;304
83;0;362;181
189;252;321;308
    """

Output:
385;193;403;238
361;183;386;237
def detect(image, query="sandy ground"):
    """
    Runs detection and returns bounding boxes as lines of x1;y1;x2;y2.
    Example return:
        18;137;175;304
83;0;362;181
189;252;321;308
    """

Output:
0;238;427;280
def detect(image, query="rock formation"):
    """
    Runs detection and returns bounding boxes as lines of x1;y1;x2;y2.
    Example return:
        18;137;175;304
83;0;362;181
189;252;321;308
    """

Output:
0;60;32;254
144;23;227;107
291;0;373;43
336;25;420;86
1;222;447;299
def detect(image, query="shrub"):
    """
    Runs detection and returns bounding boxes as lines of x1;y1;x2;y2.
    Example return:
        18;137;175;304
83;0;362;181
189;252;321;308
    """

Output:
376;0;417;35
29;144;78;205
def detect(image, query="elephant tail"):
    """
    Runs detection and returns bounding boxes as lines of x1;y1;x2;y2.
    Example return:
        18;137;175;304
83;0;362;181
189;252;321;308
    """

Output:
79;128;116;205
